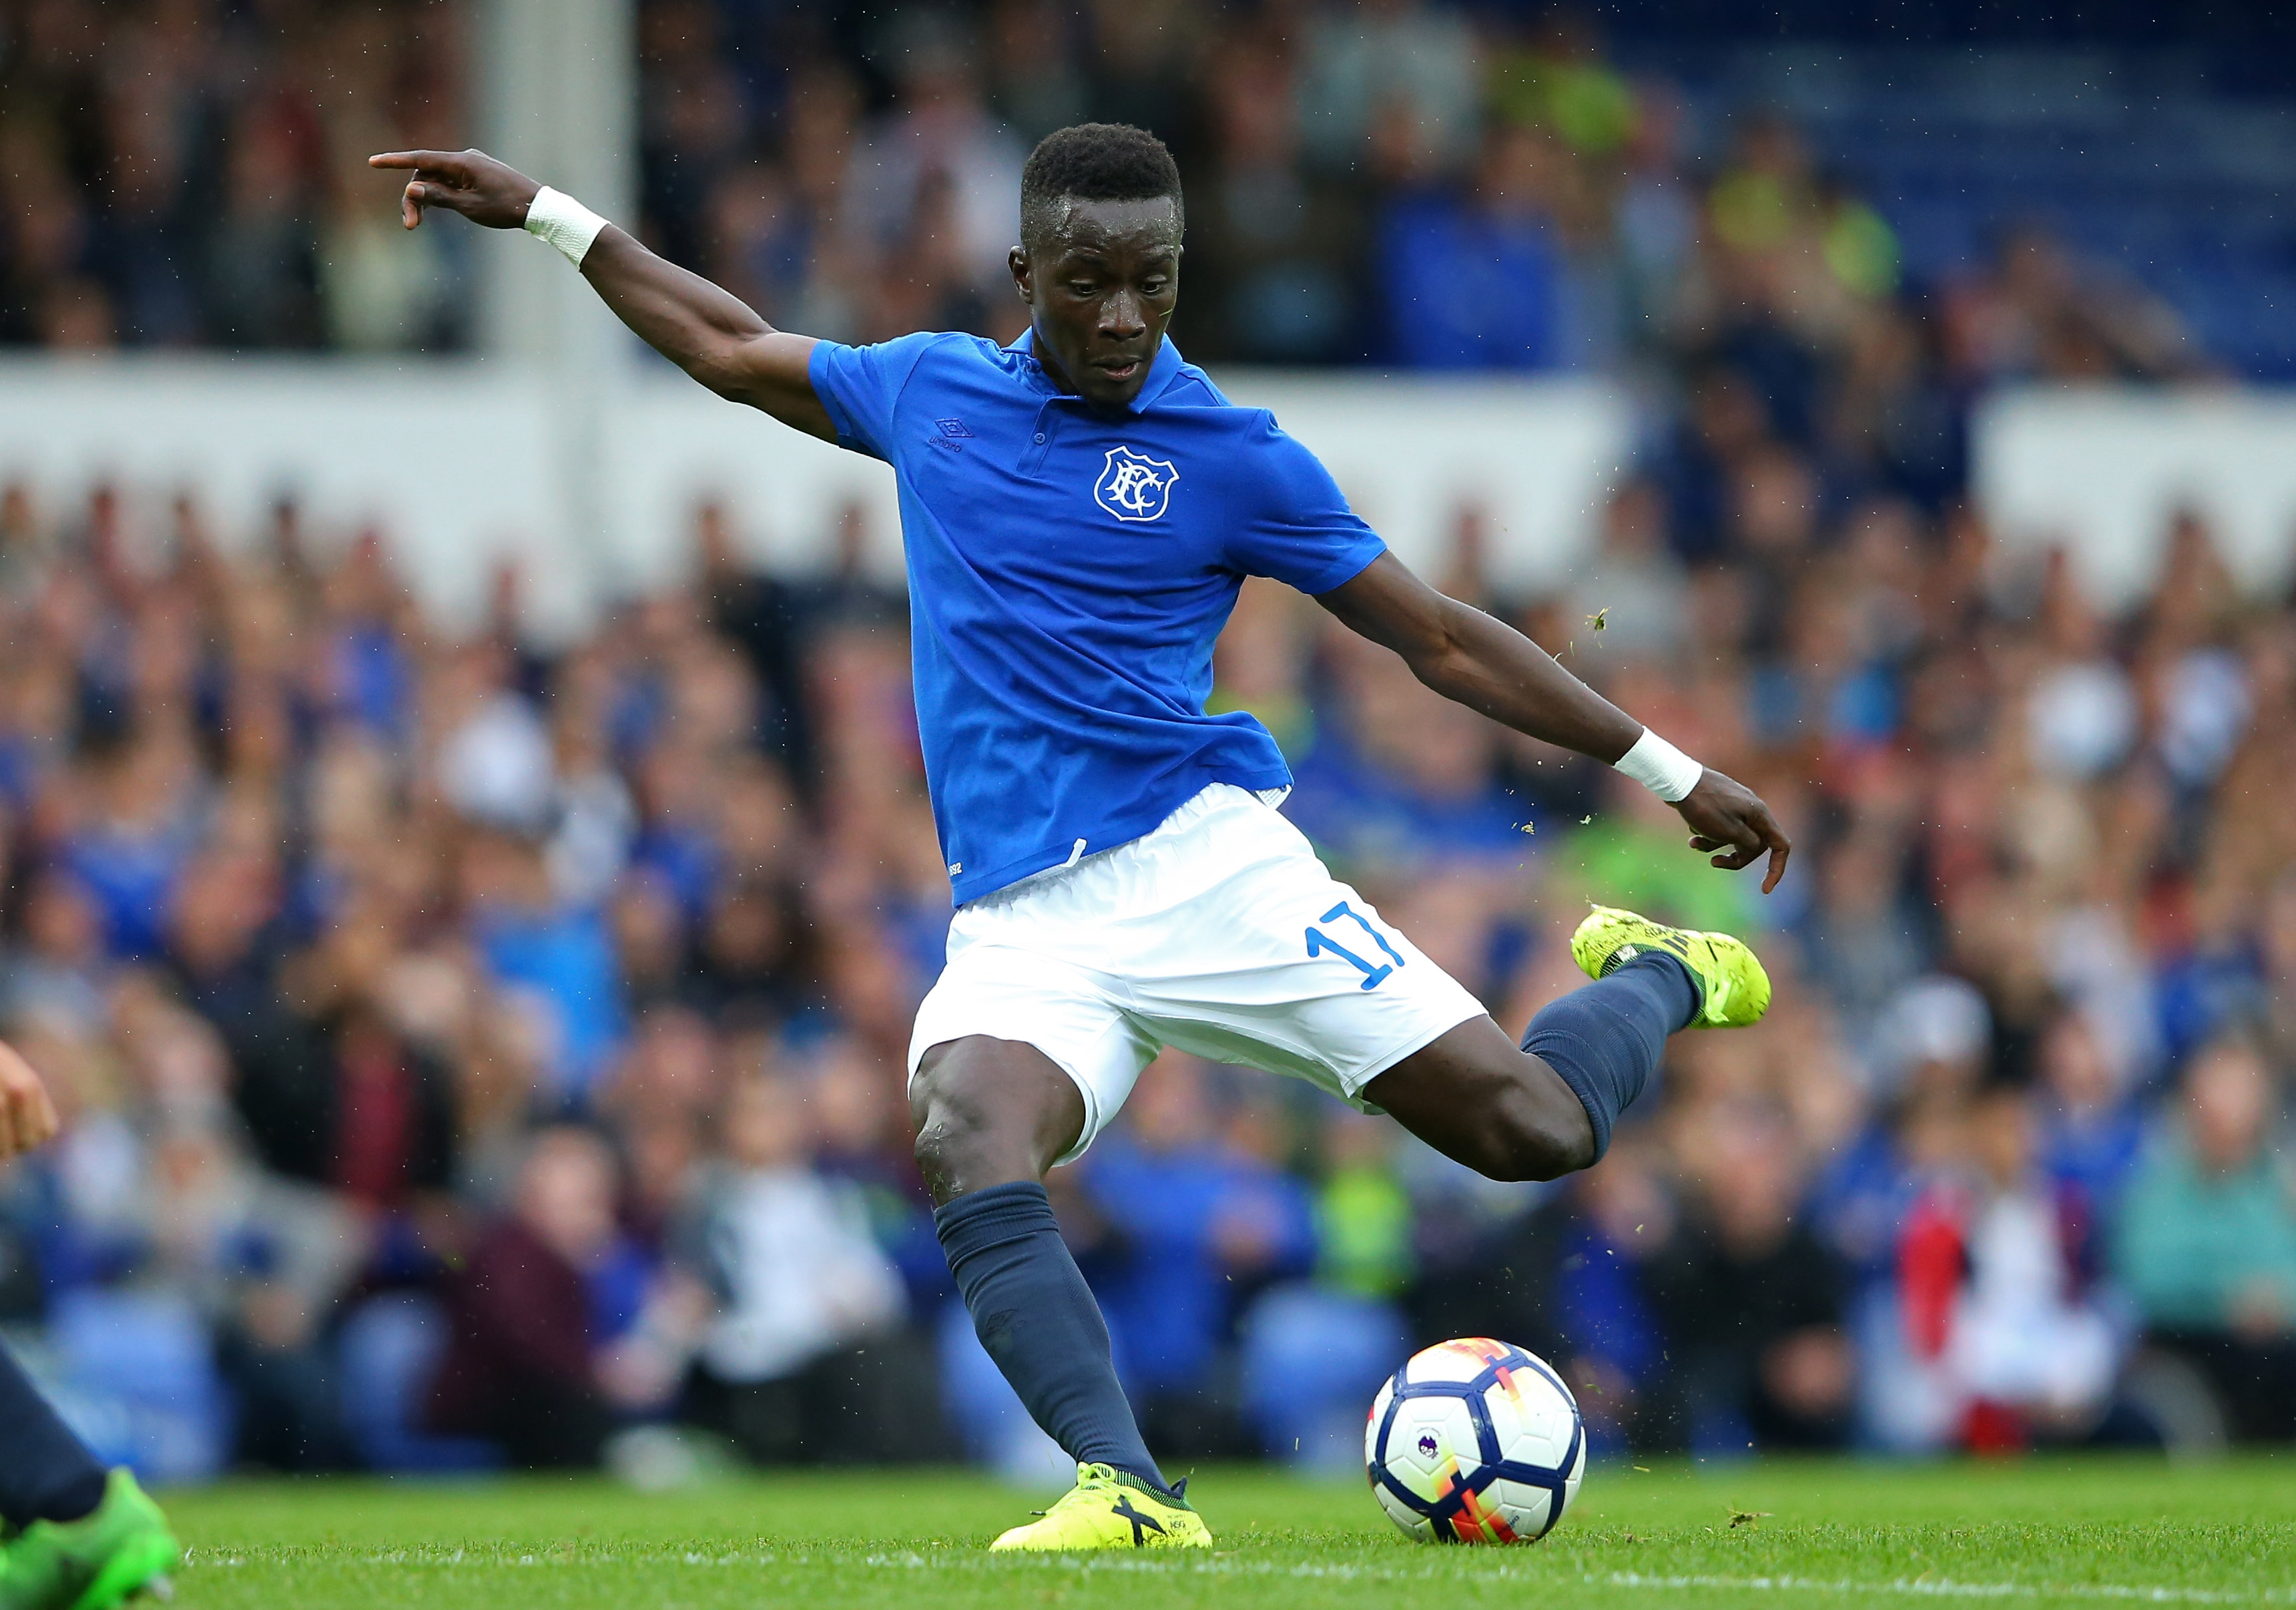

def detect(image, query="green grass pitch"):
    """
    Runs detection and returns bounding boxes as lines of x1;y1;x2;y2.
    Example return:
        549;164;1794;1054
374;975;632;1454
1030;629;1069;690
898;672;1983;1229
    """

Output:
160;1456;2294;1608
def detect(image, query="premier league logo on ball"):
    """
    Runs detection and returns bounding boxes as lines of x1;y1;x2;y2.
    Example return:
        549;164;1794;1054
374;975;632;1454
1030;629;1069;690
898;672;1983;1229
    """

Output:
1095;446;1179;523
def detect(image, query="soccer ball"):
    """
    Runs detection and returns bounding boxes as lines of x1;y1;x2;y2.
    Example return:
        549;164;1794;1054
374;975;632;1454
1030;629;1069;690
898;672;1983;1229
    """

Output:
1364;1337;1586;1543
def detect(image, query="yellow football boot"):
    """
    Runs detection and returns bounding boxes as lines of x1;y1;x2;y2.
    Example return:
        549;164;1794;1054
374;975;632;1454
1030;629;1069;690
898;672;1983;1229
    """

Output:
988;1463;1212;1552
1569;904;1771;1028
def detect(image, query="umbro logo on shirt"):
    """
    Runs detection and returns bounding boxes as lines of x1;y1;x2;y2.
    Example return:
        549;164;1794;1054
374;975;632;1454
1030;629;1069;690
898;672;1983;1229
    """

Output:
1095;447;1179;523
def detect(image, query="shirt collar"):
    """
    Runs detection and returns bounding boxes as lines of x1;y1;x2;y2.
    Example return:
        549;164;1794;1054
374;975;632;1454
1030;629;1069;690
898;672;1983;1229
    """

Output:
1006;327;1187;415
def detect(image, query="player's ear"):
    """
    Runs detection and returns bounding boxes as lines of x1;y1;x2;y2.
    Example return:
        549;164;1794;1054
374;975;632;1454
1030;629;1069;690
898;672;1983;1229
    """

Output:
1009;244;1033;305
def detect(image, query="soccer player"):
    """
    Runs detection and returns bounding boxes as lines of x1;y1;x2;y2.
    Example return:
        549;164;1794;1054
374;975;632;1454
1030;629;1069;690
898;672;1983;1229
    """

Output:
0;1046;179;1609
373;123;1789;1550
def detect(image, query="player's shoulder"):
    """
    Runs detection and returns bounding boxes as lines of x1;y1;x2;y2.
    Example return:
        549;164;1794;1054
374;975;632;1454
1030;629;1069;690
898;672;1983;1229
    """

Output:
1149;353;1291;428
1151;359;1296;452
820;331;1032;436
1151;350;1250;420
827;328;1010;380
1154;376;1322;491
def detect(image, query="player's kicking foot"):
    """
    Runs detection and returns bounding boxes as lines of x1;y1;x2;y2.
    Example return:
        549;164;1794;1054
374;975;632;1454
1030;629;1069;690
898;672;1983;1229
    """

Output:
989;1463;1213;1552
0;1470;180;1610
1570;904;1771;1027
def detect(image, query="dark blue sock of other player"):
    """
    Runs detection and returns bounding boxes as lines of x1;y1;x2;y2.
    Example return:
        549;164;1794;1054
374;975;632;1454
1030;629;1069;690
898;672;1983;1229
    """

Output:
0;1338;108;1529
934;1179;1171;1495
1520;951;1701;1163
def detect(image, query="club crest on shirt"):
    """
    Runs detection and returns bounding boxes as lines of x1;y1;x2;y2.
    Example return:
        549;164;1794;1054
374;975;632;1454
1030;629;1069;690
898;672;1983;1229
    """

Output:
1094;446;1179;523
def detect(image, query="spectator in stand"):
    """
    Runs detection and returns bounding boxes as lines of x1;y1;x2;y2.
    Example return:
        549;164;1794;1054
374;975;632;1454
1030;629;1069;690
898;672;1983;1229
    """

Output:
1077;0;1199;138
0;1;469;354
5;874;111;1041
460;828;627;1111
637;0;752;274
677;1067;918;1464
2116;1035;2296;1441
1298;0;1480;177
2036;1008;2148;1221
1887;1085;2128;1452
1942;224;2210;385
428;1126;682;1467
2260;871;2296;1076
1562;481;1690;674
846;18;1024;336
1178;41;1363;364
982;0;1090;148
1374;122;1571;370
1801;830;1928;1042
1522;1147;1672;1456
1646;1102;1853;1452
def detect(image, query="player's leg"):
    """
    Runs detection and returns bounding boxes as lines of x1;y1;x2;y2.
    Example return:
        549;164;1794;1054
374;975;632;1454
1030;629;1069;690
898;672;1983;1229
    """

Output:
1118;792;1764;1183
910;1035;1210;1551
0;1340;179;1610
911;1034;1089;1201
0;1341;106;1531
910;1034;1161;1484
1364;950;1699;1177
1366;906;1769;1177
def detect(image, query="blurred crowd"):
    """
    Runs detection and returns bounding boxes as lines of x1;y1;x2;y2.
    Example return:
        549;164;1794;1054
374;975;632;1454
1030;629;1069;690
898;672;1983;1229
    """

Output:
0;0;2212;388
0;0;470;350
641;0;2209;386
0;459;2289;1479
0;0;2289;1485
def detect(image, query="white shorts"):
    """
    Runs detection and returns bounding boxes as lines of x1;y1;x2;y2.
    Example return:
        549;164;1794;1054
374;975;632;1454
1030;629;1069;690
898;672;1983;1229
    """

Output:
908;783;1488;1163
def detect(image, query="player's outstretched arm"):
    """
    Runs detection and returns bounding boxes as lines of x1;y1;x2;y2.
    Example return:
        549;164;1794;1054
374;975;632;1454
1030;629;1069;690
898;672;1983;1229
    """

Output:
1318;553;1791;892
0;1039;59;1160
368;149;834;440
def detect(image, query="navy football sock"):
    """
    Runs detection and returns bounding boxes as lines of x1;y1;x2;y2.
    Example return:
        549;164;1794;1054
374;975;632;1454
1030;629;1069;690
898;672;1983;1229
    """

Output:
1521;951;1700;1164
934;1179;1169;1496
0;1338;107;1529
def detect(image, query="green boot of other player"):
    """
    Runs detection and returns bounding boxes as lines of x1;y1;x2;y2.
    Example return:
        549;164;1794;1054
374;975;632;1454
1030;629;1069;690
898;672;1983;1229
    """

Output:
0;1470;180;1610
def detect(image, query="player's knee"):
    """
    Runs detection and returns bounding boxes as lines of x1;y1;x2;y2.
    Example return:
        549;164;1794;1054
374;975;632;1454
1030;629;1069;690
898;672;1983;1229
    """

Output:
908;1039;1081;1199
1478;1088;1595;1183
909;1062;1000;1187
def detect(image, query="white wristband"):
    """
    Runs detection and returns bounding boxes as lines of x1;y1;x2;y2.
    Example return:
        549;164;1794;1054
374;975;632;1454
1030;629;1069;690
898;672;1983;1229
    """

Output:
523;186;608;266
1615;727;1703;803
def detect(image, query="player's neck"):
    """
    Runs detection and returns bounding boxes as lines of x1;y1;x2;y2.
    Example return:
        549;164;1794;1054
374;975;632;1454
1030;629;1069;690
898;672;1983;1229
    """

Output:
1025;328;1083;397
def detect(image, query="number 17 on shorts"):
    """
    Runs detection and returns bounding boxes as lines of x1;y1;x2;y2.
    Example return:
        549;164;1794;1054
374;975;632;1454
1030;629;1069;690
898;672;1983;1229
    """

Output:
1306;900;1408;991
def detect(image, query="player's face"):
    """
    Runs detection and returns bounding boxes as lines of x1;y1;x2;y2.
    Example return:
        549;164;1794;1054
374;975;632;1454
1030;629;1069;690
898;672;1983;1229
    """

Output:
1012;196;1181;412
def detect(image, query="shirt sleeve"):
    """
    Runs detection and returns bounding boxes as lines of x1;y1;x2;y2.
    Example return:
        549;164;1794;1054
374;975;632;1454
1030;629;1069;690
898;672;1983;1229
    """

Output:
806;332;942;461
1222;412;1388;594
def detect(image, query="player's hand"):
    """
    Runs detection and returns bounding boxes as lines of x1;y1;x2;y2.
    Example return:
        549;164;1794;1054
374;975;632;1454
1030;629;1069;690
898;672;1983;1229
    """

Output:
1674;768;1792;893
0;1039;60;1160
367;148;541;232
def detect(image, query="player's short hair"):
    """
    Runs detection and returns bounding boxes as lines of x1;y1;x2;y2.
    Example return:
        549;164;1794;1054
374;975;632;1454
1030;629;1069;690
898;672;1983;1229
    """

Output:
1020;123;1183;246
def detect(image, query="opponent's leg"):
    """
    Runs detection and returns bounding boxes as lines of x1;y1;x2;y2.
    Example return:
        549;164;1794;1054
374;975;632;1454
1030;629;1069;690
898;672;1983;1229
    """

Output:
0;1341;179;1610
0;1341;105;1530
911;1036;1167;1488
1367;909;1764;1178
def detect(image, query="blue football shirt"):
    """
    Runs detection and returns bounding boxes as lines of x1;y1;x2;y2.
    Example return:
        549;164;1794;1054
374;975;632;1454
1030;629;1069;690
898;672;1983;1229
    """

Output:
808;329;1385;902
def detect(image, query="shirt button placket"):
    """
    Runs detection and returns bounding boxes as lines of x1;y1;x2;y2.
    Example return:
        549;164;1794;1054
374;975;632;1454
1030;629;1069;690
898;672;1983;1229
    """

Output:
1023;402;1056;474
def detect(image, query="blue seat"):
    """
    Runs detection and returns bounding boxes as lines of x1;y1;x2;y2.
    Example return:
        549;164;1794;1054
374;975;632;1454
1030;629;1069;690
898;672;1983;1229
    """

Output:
1239;1283;1409;1476
43;1287;232;1485
334;1293;503;1474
